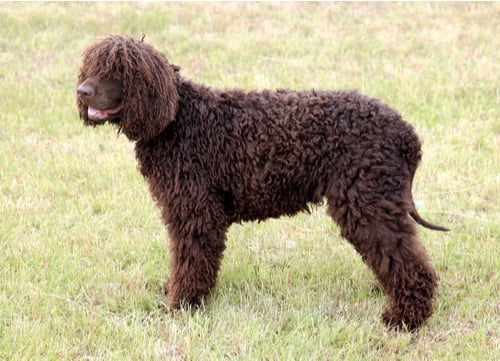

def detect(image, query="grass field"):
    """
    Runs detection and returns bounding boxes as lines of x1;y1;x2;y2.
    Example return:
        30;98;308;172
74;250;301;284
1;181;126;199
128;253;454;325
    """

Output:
0;3;498;360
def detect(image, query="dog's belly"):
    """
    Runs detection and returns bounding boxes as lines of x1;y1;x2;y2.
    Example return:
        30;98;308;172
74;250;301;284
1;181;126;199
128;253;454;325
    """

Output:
234;195;313;222
229;173;325;223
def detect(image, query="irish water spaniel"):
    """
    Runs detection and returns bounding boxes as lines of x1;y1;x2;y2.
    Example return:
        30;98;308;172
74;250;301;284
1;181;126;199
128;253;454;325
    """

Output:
77;35;448;331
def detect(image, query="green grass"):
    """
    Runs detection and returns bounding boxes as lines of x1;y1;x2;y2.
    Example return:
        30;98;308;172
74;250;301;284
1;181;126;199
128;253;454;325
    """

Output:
1;3;498;360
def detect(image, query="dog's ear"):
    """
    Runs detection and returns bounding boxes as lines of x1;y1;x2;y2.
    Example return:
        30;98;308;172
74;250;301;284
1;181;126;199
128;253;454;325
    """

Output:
120;41;180;142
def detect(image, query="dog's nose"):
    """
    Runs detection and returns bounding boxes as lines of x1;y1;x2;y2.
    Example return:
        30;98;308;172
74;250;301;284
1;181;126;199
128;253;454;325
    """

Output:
77;83;94;98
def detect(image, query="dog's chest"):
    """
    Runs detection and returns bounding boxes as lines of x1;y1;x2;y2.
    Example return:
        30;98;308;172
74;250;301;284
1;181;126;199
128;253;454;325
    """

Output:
135;141;177;187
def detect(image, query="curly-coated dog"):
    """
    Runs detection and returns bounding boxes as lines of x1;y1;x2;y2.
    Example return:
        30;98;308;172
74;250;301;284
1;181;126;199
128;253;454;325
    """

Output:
77;35;448;331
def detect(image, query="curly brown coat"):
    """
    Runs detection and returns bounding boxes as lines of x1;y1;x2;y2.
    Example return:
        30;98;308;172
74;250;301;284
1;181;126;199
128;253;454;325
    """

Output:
77;35;448;331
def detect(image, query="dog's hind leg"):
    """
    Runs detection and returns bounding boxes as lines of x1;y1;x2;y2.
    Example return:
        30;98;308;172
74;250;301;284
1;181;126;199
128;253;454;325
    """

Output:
327;173;438;330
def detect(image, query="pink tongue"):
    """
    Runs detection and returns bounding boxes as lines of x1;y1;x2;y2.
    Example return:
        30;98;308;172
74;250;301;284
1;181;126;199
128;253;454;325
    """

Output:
88;105;122;120
88;107;107;120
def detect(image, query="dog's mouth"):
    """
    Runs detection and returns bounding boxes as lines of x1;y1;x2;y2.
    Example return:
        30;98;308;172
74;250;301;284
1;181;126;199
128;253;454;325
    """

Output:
77;77;123;124
87;104;123;122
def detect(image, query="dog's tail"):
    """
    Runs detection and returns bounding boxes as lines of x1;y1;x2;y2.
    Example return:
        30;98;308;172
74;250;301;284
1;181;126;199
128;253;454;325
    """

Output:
399;122;450;232
407;161;449;232
409;208;450;232
406;166;450;231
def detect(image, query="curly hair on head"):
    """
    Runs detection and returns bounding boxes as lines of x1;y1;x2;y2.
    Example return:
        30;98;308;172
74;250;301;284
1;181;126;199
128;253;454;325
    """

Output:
78;35;180;141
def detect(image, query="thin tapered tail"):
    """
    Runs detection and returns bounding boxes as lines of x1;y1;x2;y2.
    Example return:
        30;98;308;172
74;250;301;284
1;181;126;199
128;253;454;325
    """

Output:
410;210;450;232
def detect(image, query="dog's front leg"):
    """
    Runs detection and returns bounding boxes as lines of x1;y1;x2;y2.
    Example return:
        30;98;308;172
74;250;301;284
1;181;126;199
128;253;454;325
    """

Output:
162;200;229;309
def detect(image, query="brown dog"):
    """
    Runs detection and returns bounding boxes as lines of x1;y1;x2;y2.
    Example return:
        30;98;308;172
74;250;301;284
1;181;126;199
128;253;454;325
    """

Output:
77;35;448;330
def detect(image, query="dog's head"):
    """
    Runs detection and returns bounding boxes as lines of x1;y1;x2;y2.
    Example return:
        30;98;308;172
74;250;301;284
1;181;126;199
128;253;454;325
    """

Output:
77;35;180;142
